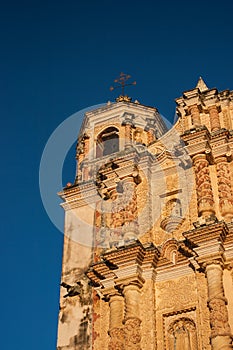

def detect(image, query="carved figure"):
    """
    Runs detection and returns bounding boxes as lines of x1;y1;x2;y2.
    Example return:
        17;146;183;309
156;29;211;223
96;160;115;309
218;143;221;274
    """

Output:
134;130;143;144
209;298;231;337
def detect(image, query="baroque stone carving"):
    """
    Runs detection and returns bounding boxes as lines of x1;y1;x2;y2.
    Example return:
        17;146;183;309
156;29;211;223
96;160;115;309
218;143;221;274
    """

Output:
157;276;197;310
208;297;231;337
167;317;198;350
95;175;140;247
215;156;233;220
124;318;141;350
193;154;215;217
204;262;233;348
108;328;125;350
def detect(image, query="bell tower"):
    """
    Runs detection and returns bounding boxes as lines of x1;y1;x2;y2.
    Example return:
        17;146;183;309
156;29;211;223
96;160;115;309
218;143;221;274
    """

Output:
57;78;233;350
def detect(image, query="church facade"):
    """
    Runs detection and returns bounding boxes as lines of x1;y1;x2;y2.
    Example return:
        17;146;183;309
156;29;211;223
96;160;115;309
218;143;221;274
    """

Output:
57;79;233;350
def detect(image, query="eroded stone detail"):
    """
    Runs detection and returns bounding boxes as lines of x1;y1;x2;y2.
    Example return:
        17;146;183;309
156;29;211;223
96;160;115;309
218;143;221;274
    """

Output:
209;105;221;132
157;276;197;310
167;317;198;350
215;156;233;221
58;81;233;350
193;154;215;217
108;328;125;350
204;262;233;349
124;318;141;350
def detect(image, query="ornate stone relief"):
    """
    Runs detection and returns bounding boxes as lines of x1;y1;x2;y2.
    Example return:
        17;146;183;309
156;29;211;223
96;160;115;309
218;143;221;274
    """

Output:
156;275;197;311
95;172;140;248
167;317;198;350
193;154;215;217
215;157;233;220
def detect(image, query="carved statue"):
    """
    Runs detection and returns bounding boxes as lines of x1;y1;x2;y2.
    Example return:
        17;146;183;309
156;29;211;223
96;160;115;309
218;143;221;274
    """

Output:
133;130;143;144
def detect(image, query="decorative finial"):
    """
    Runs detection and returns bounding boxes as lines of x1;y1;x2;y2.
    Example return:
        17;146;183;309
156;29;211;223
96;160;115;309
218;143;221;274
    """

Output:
110;72;136;102
196;77;209;92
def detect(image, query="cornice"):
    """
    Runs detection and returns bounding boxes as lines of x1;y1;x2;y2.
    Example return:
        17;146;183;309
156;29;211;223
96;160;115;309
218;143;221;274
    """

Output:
184;221;228;245
58;181;99;209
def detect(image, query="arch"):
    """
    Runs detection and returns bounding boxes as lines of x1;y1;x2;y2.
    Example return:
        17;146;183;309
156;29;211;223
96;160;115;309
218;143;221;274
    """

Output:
165;198;182;217
96;127;119;157
167;317;198;350
161;239;179;263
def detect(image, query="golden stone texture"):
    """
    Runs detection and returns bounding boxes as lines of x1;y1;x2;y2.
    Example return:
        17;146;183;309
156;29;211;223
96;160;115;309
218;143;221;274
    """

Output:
57;80;233;349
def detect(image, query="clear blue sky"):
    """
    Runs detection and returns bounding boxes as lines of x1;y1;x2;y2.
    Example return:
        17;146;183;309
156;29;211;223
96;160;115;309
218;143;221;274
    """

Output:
1;1;233;349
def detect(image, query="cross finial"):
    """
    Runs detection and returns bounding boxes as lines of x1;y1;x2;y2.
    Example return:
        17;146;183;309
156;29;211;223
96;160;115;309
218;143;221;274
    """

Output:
110;72;136;102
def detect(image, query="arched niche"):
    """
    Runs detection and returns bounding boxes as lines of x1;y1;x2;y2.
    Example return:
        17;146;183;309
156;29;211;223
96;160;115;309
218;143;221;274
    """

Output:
166;198;182;217
167;317;198;350
96;127;119;157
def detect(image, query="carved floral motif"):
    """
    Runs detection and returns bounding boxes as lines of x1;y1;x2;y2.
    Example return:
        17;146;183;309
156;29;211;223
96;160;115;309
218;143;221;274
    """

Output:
193;154;215;217
204;262;233;348
124;318;141;350
108;328;125;350
157;276;197;310
216;157;233;220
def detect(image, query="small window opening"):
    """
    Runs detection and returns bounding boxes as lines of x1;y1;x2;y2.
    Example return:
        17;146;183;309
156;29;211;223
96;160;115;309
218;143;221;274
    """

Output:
96;127;119;157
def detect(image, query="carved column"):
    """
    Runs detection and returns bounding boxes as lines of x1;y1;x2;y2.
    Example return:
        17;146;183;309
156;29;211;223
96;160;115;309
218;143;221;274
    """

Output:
193;154;215;217
123;121;133;149
189;104;201;127
209;105;221;132
108;293;125;350
146;127;156;144
215;156;233;221
121;176;139;240
204;261;233;349
122;283;142;350
145;120;156;145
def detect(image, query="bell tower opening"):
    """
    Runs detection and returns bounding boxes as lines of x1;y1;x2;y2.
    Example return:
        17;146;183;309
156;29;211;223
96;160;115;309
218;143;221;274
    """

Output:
96;127;119;157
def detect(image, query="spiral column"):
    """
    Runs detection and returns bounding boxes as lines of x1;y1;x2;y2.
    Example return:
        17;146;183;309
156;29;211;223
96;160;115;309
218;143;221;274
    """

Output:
204;261;233;349
108;293;125;350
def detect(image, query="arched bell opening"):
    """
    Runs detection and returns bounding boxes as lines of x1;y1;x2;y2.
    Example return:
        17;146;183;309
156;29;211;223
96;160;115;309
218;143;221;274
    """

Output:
96;127;119;157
